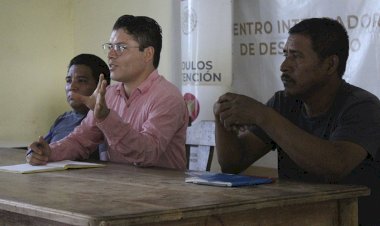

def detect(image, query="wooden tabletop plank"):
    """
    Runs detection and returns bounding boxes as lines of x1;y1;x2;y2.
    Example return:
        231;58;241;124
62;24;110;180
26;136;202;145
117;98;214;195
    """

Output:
0;148;370;225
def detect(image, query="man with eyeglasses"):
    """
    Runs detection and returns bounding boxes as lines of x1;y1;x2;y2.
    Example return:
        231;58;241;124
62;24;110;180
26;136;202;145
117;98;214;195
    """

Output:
27;15;189;170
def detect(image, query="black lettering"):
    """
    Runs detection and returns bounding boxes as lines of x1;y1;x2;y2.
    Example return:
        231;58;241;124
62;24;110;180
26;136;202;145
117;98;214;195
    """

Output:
350;38;361;52
259;42;268;55
348;15;358;29
361;14;371;28
206;61;213;70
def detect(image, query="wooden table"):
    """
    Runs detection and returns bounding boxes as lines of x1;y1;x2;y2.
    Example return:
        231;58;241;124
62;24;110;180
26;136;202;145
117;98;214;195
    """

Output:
0;148;369;226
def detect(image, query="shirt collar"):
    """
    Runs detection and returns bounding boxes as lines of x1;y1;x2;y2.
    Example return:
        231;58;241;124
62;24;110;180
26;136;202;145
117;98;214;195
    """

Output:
137;69;160;94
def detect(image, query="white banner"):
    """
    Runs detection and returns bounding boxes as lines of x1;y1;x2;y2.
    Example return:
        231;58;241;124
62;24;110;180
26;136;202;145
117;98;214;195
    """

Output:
233;0;380;102
181;0;233;124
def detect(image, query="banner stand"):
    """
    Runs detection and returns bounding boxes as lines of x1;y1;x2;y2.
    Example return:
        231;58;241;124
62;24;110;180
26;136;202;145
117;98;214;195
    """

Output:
181;0;233;171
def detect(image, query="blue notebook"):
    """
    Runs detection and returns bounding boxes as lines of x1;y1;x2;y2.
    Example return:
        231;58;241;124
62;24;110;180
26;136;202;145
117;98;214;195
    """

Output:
185;172;273;187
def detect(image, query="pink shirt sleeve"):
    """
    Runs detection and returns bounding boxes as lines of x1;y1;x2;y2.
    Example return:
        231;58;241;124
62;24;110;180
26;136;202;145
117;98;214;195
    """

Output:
96;93;187;167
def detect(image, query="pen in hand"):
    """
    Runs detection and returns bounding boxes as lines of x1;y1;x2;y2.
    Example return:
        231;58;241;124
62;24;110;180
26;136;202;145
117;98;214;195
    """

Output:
26;148;33;156
26;136;52;165
26;142;43;157
26;131;52;156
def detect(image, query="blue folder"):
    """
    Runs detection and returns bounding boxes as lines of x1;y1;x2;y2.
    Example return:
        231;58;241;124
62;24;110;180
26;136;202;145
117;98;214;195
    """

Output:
185;172;273;187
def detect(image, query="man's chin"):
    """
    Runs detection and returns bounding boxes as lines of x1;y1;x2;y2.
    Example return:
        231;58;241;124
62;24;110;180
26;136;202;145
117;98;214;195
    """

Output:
71;107;89;114
110;73;121;82
69;102;85;110
284;88;298;98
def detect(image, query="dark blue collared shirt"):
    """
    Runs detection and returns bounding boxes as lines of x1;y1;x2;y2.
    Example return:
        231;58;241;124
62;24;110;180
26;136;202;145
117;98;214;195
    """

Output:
45;111;86;144
44;111;101;160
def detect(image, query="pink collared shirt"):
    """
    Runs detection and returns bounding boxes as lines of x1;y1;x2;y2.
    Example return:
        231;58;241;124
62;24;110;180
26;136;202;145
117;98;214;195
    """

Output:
50;70;188;170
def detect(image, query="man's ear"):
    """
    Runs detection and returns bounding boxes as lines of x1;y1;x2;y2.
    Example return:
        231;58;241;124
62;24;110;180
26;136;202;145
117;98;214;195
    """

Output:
326;54;339;75
143;46;155;63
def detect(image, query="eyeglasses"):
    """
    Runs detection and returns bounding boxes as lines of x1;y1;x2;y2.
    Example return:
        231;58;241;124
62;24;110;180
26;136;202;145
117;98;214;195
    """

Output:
102;43;140;55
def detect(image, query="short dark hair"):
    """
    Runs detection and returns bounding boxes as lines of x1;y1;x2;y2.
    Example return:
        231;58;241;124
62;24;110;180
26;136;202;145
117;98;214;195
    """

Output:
113;15;162;68
68;54;111;84
289;18;349;78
